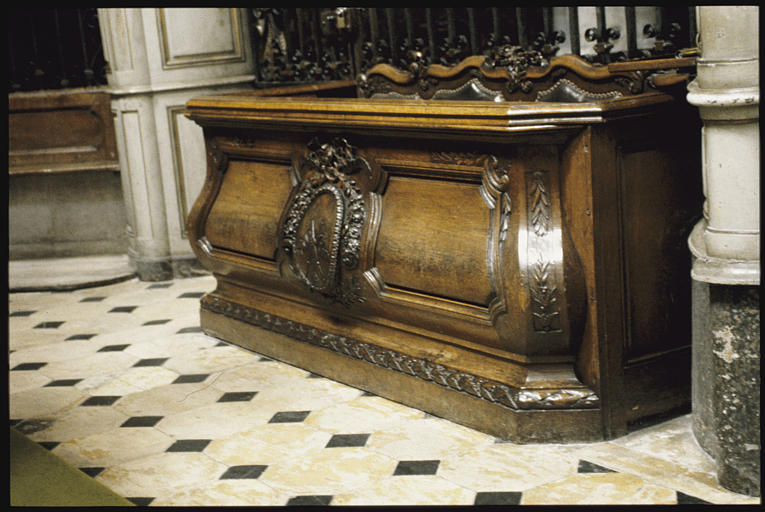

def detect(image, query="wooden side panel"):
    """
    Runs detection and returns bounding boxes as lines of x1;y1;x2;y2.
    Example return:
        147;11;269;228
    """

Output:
9;91;118;174
619;147;700;362
375;176;492;307
204;159;293;259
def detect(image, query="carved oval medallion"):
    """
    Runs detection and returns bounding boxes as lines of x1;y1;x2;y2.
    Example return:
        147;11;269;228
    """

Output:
292;187;345;294
280;138;369;306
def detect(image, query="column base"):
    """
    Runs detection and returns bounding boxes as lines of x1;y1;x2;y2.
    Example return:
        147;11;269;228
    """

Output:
688;220;760;285
692;276;760;497
129;255;209;281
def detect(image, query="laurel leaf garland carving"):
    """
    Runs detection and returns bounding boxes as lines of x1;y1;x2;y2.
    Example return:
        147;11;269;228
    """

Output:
201;294;599;410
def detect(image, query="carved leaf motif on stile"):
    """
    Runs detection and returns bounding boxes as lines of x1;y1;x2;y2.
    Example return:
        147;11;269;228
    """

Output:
526;171;562;333
529;172;552;236
530;253;560;331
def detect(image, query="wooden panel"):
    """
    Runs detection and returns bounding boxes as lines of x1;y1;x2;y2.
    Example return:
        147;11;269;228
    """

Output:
204;159;293;259
375;176;493;307
619;147;699;361
9;91;119;174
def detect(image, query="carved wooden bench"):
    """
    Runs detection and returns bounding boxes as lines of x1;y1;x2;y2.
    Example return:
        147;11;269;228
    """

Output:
185;50;701;442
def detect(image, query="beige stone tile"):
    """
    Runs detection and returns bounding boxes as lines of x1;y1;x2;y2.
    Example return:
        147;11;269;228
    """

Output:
332;475;476;506
52;426;173;467
9;370;51;394
250;377;365;414
70;366;178;397
152;479;288;507
258;446;398;495
211;361;309;392
9;387;85;419
304;396;425;434
611;414;716;473
77;377;144;396
10;338;101;366
163;345;260;375
111;367;180;391
113;382;223;417
9;330;70;351
437;443;579;492
155;401;276;439
27;405;127;443
521;473;678;505
58;313;143;333
205;423;332;466
365;417;495;460
39;352;140;380
123;335;218;360
572;442;756;504
96;452;227;498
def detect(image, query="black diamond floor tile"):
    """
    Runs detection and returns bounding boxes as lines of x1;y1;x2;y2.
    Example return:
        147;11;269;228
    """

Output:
79;296;106;302
220;464;268;479
360;391;377;397
307;373;324;379
11;362;48;371
393;460;440;476
215;341;230;347
81;395;121;406
143;319;172;326
127;497;155;506
66;333;97;341
133;358;169;367
109;306;137;313
79;467;105;477
268;411;311;423
9;310;36;317
121;416;164;427
177;326;203;334
325;433;370;448
172;373;210;384
218;391;258;402
676;491;713;504
474;491;523;505
98;344;131;352
38;441;60;451
178;292;205;298
147;283;173;289
286;495;333;506
34;321;64;329
45;378;83;387
578;460;617;474
166;439;211;452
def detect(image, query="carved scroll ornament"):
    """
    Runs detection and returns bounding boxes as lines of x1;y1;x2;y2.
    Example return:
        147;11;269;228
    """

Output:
281;138;368;306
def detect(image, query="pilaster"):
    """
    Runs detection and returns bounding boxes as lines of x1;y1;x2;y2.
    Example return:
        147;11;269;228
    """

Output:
98;8;256;280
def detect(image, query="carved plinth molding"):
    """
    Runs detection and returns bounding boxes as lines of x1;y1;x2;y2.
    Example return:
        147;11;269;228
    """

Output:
201;294;600;411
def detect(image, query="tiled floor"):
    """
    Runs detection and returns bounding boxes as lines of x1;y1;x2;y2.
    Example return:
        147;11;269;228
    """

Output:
8;275;761;506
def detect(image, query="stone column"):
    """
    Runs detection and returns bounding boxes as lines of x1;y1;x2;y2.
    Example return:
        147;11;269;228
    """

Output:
98;8;256;280
686;6;760;497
